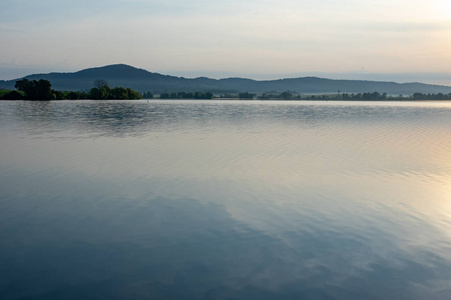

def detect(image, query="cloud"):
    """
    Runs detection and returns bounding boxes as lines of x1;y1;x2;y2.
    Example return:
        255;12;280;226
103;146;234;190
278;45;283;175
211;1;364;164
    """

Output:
0;0;450;78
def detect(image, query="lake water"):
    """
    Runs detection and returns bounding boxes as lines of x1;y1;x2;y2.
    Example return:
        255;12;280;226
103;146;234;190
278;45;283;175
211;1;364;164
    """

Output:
0;100;450;299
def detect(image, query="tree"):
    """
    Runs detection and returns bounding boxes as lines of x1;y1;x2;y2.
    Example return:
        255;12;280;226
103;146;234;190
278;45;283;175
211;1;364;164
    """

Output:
110;87;128;99
94;79;109;90
239;92;255;99
142;91;154;99
2;90;24;100
15;79;52;100
89;80;111;99
126;88;142;100
194;92;213;99
35;79;53;100
15;79;34;96
67;91;80;100
279;91;293;100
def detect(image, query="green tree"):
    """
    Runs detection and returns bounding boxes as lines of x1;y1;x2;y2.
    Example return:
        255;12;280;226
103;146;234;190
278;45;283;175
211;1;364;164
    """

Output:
239;92;255;99
279;91;293;100
35;80;52;99
126;88;141;100
15;79;34;96
142;91;154;99
90;85;110;99
110;87;128;99
1;90;24;100
94;79;109;90
15;79;53;100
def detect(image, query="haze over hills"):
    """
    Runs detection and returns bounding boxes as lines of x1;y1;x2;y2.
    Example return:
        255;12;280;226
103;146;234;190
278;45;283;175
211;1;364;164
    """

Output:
1;64;450;95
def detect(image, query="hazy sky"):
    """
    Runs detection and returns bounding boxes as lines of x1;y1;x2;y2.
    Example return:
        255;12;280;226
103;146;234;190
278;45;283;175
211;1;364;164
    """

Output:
1;0;450;83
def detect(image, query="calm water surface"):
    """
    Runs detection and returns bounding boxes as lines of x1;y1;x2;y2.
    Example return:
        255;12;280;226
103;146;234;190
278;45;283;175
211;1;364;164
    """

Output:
0;100;450;299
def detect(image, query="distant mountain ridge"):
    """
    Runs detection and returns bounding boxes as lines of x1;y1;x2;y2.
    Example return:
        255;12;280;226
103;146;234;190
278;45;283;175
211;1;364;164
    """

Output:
1;64;450;95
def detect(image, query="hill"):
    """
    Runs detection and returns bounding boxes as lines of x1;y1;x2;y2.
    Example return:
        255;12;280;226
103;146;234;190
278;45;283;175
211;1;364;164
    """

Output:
1;64;450;95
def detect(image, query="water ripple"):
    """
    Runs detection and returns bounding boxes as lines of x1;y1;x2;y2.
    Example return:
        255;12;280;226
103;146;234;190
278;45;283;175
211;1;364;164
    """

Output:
1;100;451;299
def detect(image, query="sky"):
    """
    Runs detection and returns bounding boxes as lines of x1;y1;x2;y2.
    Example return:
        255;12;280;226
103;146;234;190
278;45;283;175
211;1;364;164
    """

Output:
1;0;450;84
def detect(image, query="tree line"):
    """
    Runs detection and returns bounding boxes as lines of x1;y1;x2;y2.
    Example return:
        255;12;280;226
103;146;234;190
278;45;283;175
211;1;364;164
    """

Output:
245;91;451;100
0;79;142;100
159;91;214;99
3;81;451;101
142;91;214;99
139;90;451;100
142;91;257;100
310;92;451;100
411;92;451;100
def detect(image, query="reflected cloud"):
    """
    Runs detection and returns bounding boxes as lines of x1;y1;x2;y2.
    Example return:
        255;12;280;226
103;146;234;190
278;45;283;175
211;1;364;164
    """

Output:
1;189;449;298
1;100;451;298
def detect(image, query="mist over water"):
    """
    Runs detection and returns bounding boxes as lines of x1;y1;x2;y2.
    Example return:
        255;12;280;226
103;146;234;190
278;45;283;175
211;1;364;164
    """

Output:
1;100;450;299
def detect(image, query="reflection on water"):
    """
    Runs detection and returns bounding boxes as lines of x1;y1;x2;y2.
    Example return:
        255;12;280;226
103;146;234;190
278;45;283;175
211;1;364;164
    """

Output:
0;100;450;299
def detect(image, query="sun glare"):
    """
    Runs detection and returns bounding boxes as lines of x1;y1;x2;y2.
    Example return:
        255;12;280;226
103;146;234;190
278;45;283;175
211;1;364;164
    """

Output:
437;0;451;19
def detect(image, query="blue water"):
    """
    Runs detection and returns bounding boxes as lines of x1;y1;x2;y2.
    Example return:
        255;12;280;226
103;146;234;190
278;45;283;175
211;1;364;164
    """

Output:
0;100;450;299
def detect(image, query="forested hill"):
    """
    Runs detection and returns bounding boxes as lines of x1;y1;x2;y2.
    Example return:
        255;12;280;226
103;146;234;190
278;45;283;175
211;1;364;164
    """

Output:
1;64;451;95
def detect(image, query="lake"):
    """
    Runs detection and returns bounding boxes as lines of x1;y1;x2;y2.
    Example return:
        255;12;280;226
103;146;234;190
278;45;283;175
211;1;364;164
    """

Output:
0;100;450;299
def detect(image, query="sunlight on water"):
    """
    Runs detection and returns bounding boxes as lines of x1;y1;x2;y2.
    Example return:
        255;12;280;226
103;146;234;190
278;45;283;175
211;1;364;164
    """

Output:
0;100;450;299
